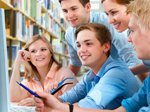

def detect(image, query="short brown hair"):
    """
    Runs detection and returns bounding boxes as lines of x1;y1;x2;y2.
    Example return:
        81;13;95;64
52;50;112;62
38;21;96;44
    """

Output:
75;23;112;56
101;0;133;5
59;0;89;7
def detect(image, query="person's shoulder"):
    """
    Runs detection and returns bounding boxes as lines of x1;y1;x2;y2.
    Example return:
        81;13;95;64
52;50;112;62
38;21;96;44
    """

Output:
104;57;130;73
66;26;74;33
65;26;75;40
58;67;75;76
90;11;108;23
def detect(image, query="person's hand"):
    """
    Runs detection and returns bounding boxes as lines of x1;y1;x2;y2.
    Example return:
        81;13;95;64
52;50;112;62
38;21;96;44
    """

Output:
18;97;35;106
34;92;62;112
16;50;30;64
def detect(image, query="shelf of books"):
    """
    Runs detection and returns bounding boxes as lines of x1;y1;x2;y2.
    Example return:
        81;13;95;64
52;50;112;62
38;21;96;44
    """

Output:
0;0;70;74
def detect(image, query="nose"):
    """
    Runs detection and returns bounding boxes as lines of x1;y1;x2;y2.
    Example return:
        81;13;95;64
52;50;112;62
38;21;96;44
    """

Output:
78;45;87;53
128;35;132;42
66;11;74;19
35;50;42;56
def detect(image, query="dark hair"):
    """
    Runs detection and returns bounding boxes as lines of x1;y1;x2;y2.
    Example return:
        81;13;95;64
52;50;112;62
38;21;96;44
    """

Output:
101;0;133;5
75;23;112;57
59;0;89;7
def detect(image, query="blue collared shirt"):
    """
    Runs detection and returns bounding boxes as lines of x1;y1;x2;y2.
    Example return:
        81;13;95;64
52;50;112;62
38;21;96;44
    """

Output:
122;73;150;112
60;57;140;109
65;12;141;68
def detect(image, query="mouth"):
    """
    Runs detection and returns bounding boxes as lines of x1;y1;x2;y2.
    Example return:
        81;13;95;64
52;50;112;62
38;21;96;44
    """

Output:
36;58;45;61
113;22;120;29
69;18;78;24
80;55;89;61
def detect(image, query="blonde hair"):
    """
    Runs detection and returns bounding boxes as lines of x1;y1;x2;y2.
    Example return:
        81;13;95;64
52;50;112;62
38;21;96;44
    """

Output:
23;35;61;81
127;0;150;31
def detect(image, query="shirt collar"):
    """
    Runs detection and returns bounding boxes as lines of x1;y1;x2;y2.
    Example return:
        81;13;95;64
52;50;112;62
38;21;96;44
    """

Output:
96;56;113;78
46;62;59;79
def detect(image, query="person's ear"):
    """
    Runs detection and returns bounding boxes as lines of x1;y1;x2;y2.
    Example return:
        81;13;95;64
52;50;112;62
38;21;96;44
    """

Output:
85;2;91;12
103;43;110;53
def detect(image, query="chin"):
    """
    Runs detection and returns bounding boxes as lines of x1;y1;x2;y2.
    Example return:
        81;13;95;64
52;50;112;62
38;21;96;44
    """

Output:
116;28;124;33
118;27;128;33
81;62;88;66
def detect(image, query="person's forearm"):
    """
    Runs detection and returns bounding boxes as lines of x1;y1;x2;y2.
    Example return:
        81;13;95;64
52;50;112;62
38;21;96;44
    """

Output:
57;103;115;112
10;59;23;102
69;64;80;75
130;64;150;75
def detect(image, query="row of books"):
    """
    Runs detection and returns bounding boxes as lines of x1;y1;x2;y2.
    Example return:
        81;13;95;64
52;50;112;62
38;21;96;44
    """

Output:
2;0;69;69
5;9;64;41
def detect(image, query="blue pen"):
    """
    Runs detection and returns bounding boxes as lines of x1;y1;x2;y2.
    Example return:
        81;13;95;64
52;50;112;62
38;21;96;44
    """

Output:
16;81;42;99
50;77;74;94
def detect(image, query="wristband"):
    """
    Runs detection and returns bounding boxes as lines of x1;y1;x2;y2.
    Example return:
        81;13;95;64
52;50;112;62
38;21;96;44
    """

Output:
68;103;74;112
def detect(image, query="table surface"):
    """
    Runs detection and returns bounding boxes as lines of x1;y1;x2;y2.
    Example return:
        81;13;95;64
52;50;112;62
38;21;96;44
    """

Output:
10;103;36;112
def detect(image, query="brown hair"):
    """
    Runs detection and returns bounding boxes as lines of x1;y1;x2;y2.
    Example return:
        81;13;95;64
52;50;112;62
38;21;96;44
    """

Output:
23;35;61;81
75;23;112;57
101;0;133;5
59;0;89;7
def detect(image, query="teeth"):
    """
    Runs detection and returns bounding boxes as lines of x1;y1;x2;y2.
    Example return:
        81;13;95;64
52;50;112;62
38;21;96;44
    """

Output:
114;23;119;29
36;58;44;61
81;55;88;60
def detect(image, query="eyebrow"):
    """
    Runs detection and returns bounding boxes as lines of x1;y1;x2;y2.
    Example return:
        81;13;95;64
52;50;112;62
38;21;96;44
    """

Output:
62;6;77;10
76;39;92;44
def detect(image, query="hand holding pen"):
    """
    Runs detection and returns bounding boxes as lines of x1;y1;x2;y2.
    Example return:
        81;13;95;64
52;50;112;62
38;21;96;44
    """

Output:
16;77;74;98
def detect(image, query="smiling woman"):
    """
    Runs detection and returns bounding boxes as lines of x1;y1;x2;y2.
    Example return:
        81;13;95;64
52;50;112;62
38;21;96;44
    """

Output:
9;34;77;106
101;0;150;81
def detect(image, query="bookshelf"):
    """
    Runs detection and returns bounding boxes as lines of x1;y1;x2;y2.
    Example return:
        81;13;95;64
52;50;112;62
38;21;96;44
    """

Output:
0;0;69;74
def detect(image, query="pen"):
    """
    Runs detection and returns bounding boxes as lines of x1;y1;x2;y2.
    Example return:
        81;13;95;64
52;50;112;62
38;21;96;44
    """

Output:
58;77;74;87
50;77;74;94
51;82;73;95
16;81;42;99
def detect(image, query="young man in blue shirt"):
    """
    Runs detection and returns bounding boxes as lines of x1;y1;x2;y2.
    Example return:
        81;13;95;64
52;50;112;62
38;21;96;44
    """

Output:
34;23;139;112
59;0;141;76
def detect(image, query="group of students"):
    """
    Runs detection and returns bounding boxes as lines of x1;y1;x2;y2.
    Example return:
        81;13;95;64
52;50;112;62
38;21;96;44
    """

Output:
10;0;150;112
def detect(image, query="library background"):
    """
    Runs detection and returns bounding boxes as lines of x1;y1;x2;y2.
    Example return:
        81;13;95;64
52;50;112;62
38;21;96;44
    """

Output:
0;0;102;111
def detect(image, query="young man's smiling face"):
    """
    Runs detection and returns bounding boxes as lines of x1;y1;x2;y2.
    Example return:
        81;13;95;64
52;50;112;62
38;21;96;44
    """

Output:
61;0;90;27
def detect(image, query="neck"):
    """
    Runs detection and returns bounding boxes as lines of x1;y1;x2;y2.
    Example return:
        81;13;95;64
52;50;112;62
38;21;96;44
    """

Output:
92;56;108;75
37;65;50;81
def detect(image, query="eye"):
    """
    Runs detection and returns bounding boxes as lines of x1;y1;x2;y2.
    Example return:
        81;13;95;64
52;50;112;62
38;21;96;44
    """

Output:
62;9;68;14
30;49;36;53
71;7;77;11
86;42;93;46
76;44;81;48
105;12;108;16
110;11;118;16
41;48;48;51
127;29;134;37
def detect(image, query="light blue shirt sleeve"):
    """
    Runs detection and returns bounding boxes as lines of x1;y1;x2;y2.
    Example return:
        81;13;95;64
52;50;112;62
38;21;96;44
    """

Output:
78;64;139;109
122;74;150;112
138;106;150;112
